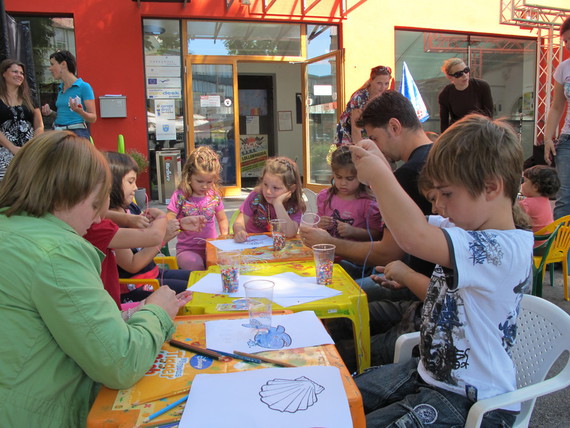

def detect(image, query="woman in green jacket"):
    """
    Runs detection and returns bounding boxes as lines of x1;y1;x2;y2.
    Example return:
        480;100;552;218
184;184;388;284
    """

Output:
0;131;192;427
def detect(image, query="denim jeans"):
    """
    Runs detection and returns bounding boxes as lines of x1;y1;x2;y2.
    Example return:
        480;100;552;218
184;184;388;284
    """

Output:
554;134;570;220
354;359;517;427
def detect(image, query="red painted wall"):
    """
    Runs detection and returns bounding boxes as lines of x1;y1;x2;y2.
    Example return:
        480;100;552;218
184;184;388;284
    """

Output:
7;0;341;188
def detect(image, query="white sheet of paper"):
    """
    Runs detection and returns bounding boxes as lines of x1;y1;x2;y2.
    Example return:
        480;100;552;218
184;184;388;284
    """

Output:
179;366;353;428
188;272;341;305
208;235;274;251
205;311;334;354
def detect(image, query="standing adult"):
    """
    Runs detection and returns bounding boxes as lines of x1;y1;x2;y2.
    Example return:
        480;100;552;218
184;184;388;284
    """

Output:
0;59;43;180
0;131;191;426
544;17;570;219
41;50;96;139
438;57;493;133
335;65;392;145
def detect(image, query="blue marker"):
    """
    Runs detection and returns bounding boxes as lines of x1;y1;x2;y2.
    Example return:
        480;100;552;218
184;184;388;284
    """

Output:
143;394;189;423
207;348;262;364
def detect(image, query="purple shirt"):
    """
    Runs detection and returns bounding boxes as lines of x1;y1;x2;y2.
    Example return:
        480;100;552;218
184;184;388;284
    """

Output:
317;189;383;238
240;190;302;233
167;189;224;252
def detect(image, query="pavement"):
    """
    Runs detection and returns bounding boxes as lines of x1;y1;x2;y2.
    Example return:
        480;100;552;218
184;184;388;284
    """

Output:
154;194;570;426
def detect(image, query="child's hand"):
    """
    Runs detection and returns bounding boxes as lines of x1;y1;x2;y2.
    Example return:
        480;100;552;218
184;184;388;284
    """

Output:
146;208;166;221
180;215;206;232
370;266;404;290
375;261;416;290
176;290;193;307
129;214;150;229
358;138;384;158
349;144;391;186
273;191;292;206
164;219;181;242
233;230;248;243
336;221;356;238
318;216;334;229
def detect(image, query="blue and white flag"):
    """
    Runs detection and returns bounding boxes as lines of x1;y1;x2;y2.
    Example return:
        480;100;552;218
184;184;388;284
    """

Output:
399;61;429;123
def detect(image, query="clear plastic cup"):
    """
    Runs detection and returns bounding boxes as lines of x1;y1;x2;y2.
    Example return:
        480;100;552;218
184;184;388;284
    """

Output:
301;213;321;228
312;244;335;285
243;279;274;330
218;250;241;293
270;219;287;251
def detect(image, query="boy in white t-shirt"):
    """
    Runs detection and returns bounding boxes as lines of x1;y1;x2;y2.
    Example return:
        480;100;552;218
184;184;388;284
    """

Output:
351;114;533;427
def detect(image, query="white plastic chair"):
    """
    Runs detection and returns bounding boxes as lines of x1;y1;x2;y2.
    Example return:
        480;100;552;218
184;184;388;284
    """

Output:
393;294;570;428
302;188;318;213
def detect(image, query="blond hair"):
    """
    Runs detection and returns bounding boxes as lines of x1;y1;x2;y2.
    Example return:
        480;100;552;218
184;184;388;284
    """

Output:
179;146;221;197
441;58;465;75
0;131;111;217
257;157;306;213
423;114;523;203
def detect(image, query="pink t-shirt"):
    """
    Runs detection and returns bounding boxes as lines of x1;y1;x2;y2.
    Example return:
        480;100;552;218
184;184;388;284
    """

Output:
519;196;553;233
240;190;303;233
317;188;383;239
167;189;224;252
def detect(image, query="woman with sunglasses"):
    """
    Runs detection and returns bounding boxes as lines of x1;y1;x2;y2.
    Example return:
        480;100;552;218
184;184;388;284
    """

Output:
41;50;96;139
544;16;570;219
438;58;493;133
335;65;392;145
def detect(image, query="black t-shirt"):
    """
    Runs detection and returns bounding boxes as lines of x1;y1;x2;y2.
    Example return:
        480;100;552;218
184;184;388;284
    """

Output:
394;143;434;277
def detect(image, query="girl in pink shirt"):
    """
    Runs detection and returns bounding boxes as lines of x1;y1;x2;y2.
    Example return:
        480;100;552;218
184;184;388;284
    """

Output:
167;146;229;270
519;165;560;232
317;145;383;240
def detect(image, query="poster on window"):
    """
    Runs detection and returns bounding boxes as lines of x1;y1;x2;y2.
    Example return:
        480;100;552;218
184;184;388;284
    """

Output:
156;120;177;141
155;99;176;120
240;135;268;177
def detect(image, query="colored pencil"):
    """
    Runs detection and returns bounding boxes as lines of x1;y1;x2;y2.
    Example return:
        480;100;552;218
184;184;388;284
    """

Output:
208;349;263;364
233;350;296;367
142;394;189;423
133;386;191;406
168;340;223;360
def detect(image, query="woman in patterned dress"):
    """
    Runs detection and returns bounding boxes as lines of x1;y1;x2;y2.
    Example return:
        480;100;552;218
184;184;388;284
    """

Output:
335;65;392;146
0;59;43;180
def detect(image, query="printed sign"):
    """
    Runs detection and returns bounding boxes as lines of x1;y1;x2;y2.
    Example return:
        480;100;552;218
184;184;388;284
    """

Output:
240;135;268;177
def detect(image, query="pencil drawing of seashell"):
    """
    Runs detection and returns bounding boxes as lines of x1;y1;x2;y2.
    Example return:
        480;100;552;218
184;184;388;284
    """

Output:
259;376;325;413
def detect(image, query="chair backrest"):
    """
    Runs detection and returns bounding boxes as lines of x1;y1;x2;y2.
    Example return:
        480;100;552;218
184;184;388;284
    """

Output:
510;294;570;426
547;224;570;261
302;188;318;214
534;214;570;235
533;223;561;268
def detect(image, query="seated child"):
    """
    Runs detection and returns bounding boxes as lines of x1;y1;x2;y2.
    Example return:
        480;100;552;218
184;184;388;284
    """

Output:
350;114;533;427
233;157;305;242
518;165;560;232
317;145;383;241
103;152;193;303
167;146;228;271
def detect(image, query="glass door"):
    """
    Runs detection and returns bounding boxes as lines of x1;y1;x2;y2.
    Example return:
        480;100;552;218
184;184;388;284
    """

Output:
302;51;342;188
186;58;241;196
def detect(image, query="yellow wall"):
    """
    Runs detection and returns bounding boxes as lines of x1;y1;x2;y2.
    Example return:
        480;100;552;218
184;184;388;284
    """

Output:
342;0;537;97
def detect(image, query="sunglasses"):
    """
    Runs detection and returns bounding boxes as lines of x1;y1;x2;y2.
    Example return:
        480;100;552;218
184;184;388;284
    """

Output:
448;66;470;78
371;65;392;74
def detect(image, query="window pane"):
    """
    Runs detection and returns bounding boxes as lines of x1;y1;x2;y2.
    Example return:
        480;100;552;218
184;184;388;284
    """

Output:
143;19;185;200
187;21;301;56
192;64;237;186
395;30;536;158
307;25;338;59
14;16;75;127
307;56;337;185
